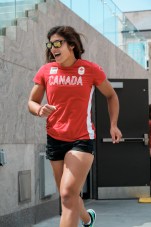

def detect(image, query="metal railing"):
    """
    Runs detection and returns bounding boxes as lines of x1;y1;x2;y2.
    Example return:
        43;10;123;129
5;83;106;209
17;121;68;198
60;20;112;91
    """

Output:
0;0;148;68
0;0;44;31
60;0;147;69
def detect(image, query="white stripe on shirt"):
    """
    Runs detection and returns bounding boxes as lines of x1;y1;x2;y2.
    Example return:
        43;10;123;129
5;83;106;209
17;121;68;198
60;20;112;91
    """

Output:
87;86;95;139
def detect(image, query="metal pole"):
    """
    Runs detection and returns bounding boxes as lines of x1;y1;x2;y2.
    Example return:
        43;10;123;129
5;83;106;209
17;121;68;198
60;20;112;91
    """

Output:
15;0;16;19
88;0;90;24
70;0;72;9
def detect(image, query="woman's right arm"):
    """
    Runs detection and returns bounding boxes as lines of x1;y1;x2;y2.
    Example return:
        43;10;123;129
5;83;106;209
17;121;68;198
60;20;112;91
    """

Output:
28;83;45;116
28;84;56;117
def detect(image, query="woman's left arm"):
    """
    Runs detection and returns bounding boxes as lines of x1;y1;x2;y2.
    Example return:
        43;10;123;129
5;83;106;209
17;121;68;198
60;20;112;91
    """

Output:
97;79;122;143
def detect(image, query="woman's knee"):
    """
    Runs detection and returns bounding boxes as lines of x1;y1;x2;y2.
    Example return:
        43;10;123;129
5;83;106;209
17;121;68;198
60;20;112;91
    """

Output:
60;186;79;207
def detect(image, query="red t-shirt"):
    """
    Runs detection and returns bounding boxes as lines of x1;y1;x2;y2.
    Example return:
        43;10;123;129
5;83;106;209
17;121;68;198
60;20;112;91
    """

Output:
33;59;106;141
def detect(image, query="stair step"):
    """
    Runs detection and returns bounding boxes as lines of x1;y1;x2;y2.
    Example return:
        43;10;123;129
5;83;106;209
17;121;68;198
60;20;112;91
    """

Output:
0;0;47;52
0;28;6;36
5;26;17;41
16;17;28;32
36;2;47;14
25;9;38;22
0;36;5;52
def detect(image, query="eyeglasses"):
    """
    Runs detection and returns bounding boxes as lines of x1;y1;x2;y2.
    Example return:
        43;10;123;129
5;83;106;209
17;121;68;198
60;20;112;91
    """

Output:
46;40;66;49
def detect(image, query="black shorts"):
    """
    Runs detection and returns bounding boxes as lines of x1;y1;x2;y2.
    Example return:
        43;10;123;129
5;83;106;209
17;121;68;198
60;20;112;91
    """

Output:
46;134;95;161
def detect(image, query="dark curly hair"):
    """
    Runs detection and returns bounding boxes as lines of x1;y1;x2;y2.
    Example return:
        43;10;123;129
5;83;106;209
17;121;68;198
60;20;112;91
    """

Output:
46;26;85;63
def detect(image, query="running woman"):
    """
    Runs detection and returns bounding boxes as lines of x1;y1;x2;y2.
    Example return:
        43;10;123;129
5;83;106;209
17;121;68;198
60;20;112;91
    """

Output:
28;26;122;227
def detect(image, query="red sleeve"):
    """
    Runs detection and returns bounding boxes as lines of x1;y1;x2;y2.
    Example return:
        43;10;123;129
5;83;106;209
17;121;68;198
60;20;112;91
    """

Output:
33;65;46;86
91;62;106;86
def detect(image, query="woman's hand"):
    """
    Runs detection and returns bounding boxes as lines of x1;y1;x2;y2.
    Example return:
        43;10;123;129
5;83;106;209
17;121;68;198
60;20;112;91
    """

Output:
110;125;122;143
38;104;56;117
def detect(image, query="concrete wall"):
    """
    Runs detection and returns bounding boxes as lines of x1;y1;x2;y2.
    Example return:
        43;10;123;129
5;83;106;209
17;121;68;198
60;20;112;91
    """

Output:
0;0;150;226
125;10;151;30
124;10;151;79
125;10;151;39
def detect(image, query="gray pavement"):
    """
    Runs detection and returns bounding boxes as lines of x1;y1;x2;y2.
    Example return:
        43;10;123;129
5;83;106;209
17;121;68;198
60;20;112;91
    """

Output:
33;199;151;227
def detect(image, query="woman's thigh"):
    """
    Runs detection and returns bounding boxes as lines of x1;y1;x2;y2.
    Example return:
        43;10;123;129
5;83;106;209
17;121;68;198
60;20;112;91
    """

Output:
60;150;94;194
50;160;64;190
